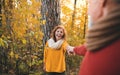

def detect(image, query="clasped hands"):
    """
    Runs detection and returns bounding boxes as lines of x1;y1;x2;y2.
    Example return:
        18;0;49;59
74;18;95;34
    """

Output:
66;45;75;55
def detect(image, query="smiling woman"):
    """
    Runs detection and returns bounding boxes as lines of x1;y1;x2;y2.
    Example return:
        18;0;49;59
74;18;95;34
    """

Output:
51;26;66;42
43;25;69;75
55;28;64;41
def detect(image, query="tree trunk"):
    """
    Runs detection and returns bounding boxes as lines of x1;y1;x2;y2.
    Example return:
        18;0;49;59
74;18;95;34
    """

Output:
1;0;14;74
41;0;61;45
83;14;87;38
83;2;88;39
0;0;3;27
71;0;77;27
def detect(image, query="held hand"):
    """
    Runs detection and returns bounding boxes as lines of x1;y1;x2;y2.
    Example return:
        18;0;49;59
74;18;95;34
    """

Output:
66;45;75;55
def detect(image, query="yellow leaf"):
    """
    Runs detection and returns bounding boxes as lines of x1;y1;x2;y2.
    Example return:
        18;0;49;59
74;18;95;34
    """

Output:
42;20;46;25
31;55;38;59
0;38;4;47
22;39;27;44
10;51;14;58
15;54;19;59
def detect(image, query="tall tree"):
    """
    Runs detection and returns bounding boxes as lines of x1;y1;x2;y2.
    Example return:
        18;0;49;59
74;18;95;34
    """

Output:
1;0;14;74
0;0;2;26
71;0;77;27
41;0;61;45
0;0;3;36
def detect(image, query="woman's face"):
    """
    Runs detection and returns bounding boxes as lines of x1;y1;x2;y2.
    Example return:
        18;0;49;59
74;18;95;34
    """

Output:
55;28;64;41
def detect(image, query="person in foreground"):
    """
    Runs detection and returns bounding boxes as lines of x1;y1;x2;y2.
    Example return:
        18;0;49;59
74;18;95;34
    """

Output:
67;0;120;75
43;25;68;75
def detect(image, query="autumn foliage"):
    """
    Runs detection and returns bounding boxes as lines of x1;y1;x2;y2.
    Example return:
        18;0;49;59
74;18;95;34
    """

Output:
0;0;88;74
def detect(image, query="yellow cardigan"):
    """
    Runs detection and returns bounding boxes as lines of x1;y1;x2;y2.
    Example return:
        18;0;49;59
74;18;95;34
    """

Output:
43;41;68;72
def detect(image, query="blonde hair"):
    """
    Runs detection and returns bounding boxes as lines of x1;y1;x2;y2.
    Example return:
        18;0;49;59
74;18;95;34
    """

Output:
51;25;67;42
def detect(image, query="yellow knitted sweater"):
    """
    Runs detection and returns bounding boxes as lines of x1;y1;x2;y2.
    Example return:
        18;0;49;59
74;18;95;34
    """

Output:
43;41;68;72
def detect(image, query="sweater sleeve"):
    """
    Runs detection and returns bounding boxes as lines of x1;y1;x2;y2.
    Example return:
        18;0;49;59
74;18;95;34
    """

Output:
74;45;87;56
63;41;69;52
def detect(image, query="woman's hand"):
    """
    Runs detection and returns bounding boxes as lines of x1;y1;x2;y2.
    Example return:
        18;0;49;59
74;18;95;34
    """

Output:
66;45;75;55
